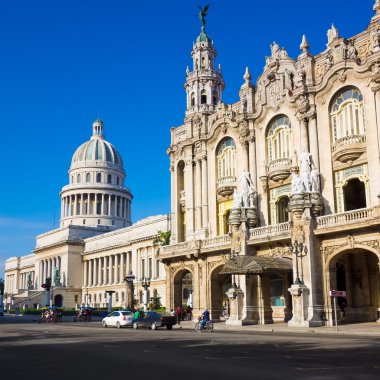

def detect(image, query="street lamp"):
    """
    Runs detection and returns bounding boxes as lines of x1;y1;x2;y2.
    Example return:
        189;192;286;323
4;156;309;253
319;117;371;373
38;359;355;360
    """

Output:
289;240;308;284
140;276;151;311
229;251;238;288
124;272;135;308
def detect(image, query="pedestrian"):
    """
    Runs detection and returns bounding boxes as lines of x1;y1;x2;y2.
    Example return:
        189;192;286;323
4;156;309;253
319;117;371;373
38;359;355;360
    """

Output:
338;297;347;323
176;306;182;325
134;309;140;319
170;308;176;317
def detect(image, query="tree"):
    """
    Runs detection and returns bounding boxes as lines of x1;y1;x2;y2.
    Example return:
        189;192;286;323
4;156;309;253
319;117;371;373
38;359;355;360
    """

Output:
153;230;171;255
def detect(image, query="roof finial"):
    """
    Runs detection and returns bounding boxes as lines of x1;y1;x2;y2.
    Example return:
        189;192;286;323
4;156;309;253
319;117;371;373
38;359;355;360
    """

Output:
92;119;104;138
300;34;310;53
198;4;210;32
243;67;252;83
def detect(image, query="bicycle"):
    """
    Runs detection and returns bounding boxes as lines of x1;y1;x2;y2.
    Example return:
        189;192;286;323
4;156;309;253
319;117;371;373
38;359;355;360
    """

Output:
194;319;214;332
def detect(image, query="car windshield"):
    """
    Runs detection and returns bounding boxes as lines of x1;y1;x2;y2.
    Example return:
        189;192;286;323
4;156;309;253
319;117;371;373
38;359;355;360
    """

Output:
121;311;131;316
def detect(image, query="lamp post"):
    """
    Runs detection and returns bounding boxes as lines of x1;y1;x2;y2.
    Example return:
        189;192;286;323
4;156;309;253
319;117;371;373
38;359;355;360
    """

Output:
124;272;135;308
289;240;308;284
140;276;151;311
229;251;238;288
85;288;89;307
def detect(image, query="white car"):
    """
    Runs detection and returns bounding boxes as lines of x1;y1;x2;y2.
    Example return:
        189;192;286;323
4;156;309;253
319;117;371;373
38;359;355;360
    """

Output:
102;310;134;328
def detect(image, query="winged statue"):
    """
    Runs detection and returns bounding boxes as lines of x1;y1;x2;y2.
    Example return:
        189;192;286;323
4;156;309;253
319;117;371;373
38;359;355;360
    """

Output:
198;4;210;28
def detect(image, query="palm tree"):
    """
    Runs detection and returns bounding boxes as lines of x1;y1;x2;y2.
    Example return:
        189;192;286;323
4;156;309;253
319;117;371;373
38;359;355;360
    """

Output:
153;230;171;256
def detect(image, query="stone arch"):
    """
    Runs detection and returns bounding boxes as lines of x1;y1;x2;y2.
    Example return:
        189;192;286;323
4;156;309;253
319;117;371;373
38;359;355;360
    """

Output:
209;264;231;320
173;268;194;311
54;294;63;307
324;244;380;323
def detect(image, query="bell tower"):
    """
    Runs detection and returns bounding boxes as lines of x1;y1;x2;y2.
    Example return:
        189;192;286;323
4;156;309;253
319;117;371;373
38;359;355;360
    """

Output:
184;6;225;117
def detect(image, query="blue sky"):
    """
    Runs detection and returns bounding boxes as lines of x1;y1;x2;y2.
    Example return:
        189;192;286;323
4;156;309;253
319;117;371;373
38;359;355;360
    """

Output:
0;0;374;274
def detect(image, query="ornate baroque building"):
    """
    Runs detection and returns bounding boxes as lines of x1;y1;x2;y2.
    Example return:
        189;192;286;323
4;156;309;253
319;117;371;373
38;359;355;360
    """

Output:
5;2;380;327
160;1;380;326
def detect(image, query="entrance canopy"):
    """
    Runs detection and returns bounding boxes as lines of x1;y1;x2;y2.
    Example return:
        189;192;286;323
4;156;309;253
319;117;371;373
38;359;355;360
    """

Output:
220;255;292;275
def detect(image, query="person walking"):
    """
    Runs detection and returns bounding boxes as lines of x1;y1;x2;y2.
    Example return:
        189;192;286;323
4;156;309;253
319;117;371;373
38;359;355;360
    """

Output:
176;306;182;325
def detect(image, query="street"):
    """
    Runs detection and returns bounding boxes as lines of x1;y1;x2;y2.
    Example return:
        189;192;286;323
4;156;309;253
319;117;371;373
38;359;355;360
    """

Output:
1;319;380;379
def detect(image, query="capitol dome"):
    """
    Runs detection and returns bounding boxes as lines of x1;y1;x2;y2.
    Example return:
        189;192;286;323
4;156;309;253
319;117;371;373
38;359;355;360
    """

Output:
70;119;124;171
60;119;132;229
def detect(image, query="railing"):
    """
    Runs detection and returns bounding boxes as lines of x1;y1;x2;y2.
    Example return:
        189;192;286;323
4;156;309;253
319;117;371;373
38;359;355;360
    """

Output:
331;134;366;153
161;241;190;253
249;222;290;240
316;207;375;228
268;158;291;170
202;234;230;247
217;176;236;187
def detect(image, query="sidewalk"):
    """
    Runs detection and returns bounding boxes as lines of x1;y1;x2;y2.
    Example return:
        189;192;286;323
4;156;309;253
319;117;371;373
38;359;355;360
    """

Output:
174;319;380;336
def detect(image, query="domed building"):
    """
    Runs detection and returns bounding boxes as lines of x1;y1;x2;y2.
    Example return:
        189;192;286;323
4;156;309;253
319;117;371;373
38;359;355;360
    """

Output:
4;119;169;309
60;119;132;229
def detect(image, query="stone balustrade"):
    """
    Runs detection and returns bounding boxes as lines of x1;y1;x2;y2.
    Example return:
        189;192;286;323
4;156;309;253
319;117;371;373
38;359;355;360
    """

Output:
331;134;366;153
202;234;230;247
316;207;379;230
249;222;290;242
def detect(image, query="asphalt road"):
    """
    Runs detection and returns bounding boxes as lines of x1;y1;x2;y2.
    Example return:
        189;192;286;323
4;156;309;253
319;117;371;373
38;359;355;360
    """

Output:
1;319;380;380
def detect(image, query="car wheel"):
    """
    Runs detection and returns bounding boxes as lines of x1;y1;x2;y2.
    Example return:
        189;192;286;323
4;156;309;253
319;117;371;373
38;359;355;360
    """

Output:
166;325;172;330
133;322;139;329
116;322;121;329
102;321;107;328
151;322;157;330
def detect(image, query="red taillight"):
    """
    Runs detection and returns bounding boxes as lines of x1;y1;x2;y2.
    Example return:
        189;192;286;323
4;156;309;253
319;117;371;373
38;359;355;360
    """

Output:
122;316;126;320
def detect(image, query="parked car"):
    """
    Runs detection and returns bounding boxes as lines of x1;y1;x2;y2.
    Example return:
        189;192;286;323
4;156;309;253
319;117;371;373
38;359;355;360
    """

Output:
132;311;177;330
102;310;134;328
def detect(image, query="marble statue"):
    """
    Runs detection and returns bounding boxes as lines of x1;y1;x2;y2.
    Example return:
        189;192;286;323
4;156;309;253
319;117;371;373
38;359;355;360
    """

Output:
240;170;257;208
300;150;312;192
310;167;320;192
291;172;305;194
233;189;242;208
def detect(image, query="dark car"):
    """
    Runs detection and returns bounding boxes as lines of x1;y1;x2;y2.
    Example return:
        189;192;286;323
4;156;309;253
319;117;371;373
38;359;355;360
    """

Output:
132;311;177;330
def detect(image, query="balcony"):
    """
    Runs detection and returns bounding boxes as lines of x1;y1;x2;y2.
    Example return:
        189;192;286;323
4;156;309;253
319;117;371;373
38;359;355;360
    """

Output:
249;222;290;244
267;158;292;182
315;206;380;235
331;134;366;163
217;176;237;196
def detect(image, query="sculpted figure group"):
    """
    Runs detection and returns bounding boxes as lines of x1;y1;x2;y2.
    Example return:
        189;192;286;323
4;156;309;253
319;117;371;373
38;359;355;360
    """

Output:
233;170;257;209
291;150;320;194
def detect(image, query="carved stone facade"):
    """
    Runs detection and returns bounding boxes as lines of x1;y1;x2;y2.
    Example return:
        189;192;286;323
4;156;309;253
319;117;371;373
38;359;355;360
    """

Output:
162;2;380;327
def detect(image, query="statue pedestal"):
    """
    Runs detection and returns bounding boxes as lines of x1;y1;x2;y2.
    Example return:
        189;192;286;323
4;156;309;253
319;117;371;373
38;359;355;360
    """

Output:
225;287;244;326
288;283;309;327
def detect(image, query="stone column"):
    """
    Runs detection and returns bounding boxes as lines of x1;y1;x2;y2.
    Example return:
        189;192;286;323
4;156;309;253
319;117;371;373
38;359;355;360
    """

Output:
201;157;208;230
300;117;309;153
93;258;97;286
114;196;118;216
248;136;257;189
114;254;119;284
88;259;93;287
108;256;113;284
195;159;202;231
103;257;107;285
101;193;105;215
84;260;88;287
120;253;124;283
74;194;77;216
184;154;194;237
308;114;320;170
98;258;102;286
80;194;84;215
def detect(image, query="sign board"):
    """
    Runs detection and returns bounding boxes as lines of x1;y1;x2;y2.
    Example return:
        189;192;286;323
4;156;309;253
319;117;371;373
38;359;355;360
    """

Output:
329;290;346;297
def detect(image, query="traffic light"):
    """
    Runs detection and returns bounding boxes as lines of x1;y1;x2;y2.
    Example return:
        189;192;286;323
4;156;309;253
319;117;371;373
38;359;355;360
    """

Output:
45;277;52;291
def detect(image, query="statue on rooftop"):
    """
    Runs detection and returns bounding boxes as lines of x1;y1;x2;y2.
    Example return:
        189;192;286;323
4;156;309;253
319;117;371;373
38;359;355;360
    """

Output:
198;4;210;29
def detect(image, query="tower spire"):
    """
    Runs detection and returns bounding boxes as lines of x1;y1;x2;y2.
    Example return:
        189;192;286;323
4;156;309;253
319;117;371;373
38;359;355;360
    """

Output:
184;6;225;117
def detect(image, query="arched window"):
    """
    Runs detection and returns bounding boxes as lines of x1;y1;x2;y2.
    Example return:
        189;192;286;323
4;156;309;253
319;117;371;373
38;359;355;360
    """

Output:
201;90;207;104
216;138;236;179
107;174;112;184
191;92;195;107
116;176;120;185
77;174;81;183
330;88;365;142
86;173;91;183
213;90;218;105
201;56;206;69
96;173;101;183
266;116;292;163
